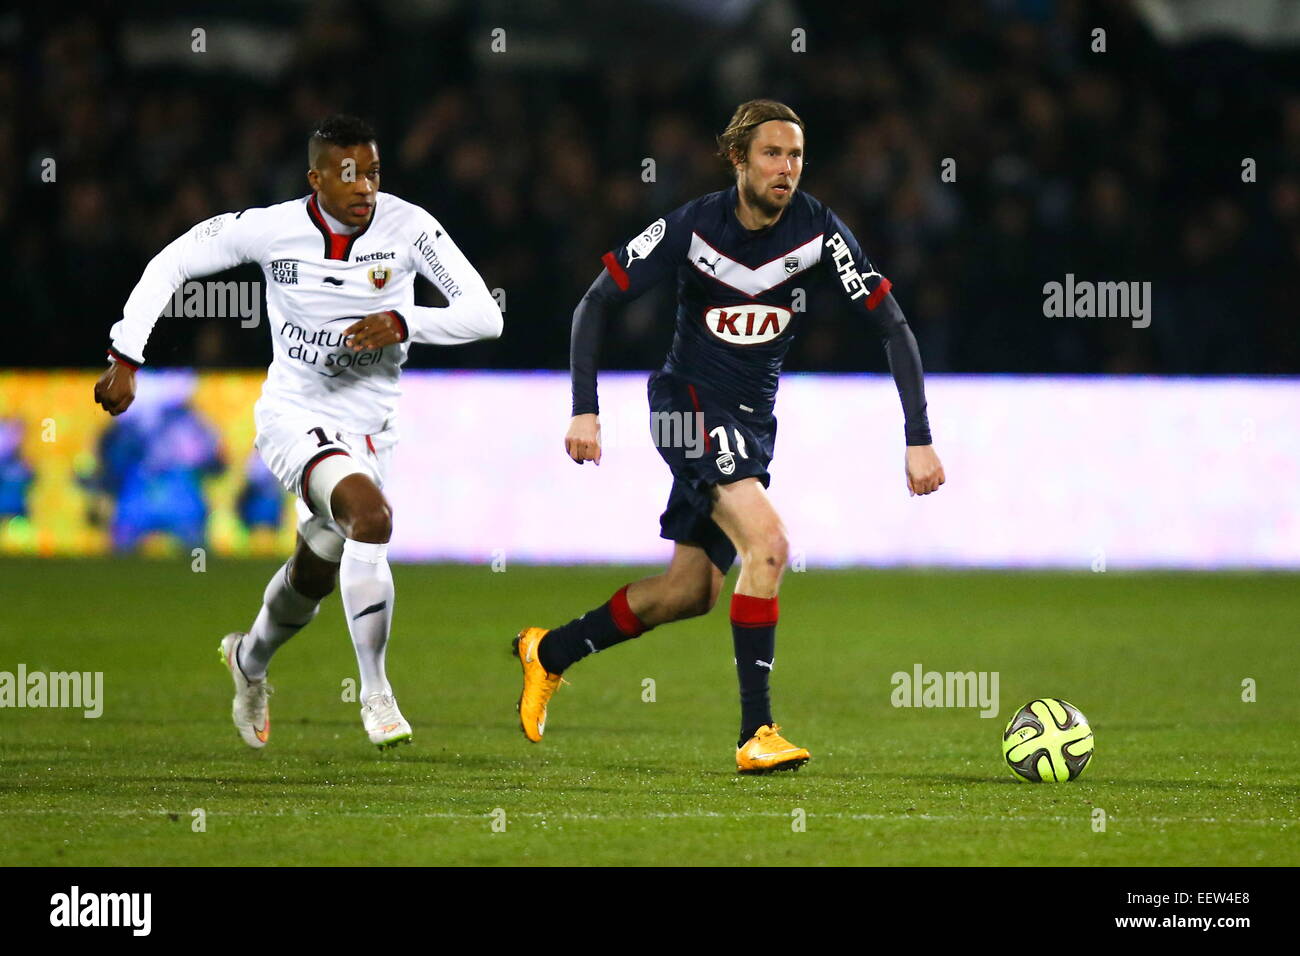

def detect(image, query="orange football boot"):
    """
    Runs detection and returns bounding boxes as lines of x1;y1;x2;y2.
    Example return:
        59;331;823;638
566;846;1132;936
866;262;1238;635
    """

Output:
512;627;564;742
736;723;810;774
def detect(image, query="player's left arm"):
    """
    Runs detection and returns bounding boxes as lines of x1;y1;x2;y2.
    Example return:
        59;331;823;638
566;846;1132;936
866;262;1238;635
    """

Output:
349;211;503;351
824;212;944;496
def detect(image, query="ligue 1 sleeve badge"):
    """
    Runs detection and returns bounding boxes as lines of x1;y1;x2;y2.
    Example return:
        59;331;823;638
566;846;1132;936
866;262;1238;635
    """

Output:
368;265;392;291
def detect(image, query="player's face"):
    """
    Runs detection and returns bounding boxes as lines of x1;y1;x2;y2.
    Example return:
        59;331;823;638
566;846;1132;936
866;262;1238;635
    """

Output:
738;121;804;216
309;143;380;227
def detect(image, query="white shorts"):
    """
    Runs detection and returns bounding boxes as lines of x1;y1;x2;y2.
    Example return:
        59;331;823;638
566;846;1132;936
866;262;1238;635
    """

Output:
254;405;397;563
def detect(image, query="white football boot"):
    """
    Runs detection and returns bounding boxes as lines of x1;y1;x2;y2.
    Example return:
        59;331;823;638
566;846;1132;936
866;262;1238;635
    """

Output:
218;632;272;749
361;693;412;749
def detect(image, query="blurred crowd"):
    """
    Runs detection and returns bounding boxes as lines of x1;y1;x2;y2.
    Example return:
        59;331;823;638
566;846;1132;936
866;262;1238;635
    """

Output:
9;0;1300;375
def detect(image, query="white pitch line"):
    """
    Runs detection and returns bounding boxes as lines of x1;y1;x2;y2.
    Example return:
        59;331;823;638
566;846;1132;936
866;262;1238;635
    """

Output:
0;808;1294;826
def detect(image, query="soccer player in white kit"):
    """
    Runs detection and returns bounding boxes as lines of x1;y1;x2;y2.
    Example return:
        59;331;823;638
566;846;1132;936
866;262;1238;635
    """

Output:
93;116;503;749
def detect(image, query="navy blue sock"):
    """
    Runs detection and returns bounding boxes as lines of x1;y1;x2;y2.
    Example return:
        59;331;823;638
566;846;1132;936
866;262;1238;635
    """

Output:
731;594;778;746
539;585;647;675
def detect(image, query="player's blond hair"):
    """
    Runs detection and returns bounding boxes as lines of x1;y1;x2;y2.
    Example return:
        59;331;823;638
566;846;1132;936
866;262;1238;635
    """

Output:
716;99;805;177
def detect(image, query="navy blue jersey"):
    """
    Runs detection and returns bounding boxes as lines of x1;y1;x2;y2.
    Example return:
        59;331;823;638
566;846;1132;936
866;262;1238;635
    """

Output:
572;185;931;444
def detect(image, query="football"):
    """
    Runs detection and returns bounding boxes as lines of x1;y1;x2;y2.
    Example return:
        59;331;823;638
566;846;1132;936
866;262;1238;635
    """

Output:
1002;698;1095;782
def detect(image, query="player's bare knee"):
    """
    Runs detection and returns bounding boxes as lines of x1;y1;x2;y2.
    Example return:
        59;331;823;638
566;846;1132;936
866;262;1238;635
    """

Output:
737;531;788;592
750;529;789;571
328;473;392;543
346;502;393;544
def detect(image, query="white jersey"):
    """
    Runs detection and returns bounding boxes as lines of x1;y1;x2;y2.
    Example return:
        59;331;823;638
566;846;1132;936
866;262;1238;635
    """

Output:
109;191;503;434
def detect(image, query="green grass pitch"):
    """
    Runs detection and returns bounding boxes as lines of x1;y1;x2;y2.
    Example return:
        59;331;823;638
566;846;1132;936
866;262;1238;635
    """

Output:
1;558;1297;866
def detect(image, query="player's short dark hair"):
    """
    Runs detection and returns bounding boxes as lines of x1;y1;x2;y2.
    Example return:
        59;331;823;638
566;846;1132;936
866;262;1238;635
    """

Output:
308;114;378;168
716;100;804;176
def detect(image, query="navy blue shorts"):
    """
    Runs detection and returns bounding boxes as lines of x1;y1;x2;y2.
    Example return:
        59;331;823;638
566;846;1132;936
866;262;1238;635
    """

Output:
647;371;777;572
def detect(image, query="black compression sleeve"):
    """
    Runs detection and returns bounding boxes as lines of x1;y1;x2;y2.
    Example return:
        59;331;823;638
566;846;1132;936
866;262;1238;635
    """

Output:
870;292;932;445
570;269;623;416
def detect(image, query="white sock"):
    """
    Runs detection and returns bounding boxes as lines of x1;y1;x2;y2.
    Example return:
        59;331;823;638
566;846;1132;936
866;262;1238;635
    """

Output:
339;539;394;702
239;561;322;680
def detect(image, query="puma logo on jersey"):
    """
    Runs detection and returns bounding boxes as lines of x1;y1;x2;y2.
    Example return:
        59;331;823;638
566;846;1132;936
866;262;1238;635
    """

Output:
703;305;793;346
688;232;822;295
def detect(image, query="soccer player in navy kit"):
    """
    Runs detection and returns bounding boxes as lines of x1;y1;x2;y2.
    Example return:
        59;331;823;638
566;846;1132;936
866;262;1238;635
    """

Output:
514;100;945;772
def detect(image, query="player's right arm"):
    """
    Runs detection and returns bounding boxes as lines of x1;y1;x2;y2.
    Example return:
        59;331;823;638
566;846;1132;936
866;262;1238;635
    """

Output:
94;210;269;416
567;207;691;464
821;208;944;496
